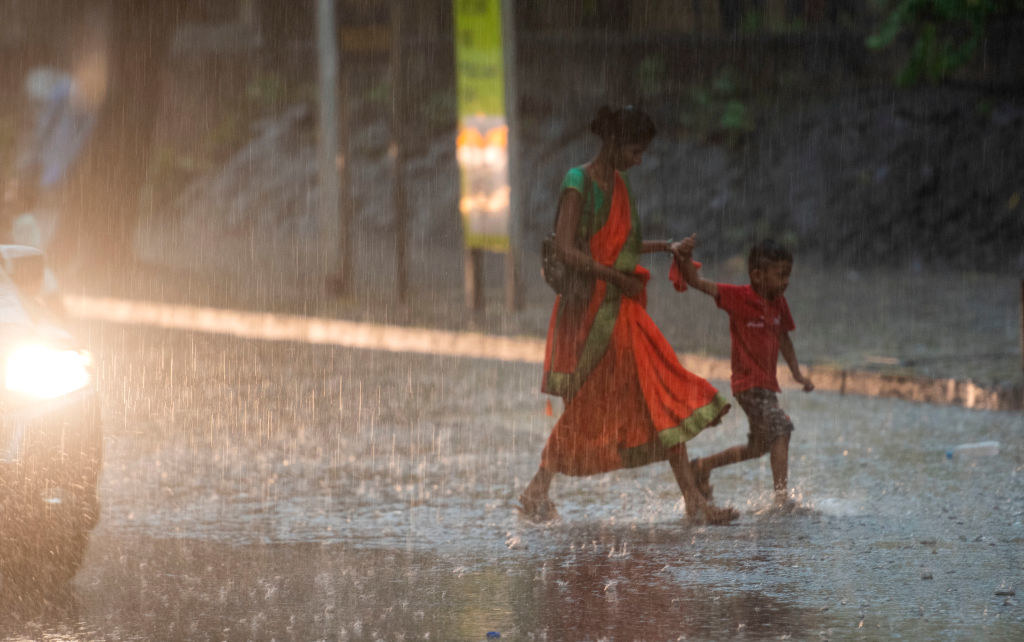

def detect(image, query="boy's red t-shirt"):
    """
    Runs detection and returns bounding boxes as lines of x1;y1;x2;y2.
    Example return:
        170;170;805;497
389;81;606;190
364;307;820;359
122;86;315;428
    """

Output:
715;283;795;394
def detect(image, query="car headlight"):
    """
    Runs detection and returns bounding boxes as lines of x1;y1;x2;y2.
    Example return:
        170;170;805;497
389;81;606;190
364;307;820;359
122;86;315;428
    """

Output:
5;343;93;399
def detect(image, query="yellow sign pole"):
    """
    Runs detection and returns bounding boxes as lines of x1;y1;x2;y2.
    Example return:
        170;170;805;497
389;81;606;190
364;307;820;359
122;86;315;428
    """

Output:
454;0;517;312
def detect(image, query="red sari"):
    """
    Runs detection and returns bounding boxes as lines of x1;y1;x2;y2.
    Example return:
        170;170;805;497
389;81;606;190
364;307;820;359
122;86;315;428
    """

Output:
541;170;729;476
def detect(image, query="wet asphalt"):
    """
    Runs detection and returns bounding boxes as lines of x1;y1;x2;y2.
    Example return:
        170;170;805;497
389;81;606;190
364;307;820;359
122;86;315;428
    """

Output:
1;320;1021;640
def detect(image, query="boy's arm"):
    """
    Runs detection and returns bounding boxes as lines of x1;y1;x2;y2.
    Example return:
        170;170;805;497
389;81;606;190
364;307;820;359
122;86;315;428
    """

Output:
779;331;814;392
671;234;718;297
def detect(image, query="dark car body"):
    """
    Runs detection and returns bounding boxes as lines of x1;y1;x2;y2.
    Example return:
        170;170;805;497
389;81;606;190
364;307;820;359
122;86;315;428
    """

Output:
0;245;101;587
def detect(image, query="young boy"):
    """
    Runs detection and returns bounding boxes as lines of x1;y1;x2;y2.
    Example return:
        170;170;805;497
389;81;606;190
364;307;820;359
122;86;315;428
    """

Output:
673;235;814;508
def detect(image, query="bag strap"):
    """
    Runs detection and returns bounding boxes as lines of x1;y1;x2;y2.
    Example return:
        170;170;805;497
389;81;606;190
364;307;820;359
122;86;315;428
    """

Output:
579;170;594;244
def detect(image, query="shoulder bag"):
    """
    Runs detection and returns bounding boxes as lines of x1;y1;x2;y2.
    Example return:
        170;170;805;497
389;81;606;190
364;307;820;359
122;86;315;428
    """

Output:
541;171;595;302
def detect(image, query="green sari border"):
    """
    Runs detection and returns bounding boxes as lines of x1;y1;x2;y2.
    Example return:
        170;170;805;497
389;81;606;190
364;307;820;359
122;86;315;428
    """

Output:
617;392;731;469
657;392;732;450
545;290;621;399
545;170;636;400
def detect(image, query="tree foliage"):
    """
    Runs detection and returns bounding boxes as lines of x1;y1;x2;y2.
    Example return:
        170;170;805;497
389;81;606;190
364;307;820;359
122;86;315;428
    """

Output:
867;0;1024;85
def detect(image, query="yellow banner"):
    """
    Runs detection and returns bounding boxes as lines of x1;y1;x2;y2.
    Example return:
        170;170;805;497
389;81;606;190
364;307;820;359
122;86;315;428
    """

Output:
454;0;508;252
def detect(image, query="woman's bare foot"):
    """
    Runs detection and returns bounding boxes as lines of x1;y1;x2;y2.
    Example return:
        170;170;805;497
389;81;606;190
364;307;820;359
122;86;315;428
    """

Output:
686;500;739;525
518;492;559;522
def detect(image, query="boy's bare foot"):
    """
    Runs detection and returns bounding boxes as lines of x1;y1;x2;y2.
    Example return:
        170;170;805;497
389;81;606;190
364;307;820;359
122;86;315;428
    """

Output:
518;492;559;522
690;457;714;500
686;501;739;525
772;493;800;514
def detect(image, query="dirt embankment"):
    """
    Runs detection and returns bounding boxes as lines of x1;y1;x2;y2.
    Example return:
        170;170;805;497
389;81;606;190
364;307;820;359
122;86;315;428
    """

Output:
736;87;1024;273
517;86;1024;274
141;30;1024;279
130;64;1024;405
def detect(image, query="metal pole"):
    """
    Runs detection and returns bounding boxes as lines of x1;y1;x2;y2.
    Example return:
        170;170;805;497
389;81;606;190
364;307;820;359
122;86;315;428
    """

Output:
391;0;409;303
315;0;342;290
501;0;522;311
465;248;484;315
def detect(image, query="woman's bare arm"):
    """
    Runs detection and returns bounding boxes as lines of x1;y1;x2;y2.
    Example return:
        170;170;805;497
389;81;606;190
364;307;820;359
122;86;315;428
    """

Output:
641;239;674;254
555;189;643;297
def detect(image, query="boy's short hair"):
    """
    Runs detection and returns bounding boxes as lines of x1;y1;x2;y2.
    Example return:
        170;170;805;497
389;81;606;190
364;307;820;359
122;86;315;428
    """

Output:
748;239;793;272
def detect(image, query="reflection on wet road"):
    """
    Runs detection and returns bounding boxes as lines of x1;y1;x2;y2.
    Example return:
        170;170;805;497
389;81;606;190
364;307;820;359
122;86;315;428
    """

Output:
2;321;1021;639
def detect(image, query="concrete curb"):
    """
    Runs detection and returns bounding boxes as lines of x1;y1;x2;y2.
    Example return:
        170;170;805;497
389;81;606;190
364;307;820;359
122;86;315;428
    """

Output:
65;295;1022;413
677;353;1022;412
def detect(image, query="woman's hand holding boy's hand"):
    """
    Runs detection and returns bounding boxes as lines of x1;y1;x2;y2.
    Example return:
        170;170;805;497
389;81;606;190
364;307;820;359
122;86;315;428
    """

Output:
668;241;690;261
669;234;697;262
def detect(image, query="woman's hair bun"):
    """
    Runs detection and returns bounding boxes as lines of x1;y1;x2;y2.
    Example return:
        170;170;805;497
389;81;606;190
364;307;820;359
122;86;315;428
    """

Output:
590;105;656;145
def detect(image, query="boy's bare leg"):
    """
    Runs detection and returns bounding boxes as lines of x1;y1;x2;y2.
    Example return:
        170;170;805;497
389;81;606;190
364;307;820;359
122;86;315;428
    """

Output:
694;444;757;473
691;443;762;497
667;443;738;525
770;433;791;505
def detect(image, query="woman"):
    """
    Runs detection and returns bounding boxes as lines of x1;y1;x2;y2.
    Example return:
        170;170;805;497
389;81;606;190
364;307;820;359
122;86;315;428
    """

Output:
520;105;738;525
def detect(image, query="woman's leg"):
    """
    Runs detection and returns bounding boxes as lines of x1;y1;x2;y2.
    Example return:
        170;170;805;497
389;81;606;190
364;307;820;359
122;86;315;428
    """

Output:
667;443;738;525
522;467;553;501
519;466;558;521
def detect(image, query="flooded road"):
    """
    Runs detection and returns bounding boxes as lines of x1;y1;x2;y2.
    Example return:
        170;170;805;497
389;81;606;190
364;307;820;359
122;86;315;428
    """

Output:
2;322;1021;640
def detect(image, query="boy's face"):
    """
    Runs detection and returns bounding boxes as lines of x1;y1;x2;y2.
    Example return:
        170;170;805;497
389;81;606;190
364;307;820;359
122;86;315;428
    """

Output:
751;260;792;299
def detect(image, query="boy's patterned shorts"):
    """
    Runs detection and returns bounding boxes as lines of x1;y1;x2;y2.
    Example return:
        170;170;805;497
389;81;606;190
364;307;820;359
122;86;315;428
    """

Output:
735;388;793;452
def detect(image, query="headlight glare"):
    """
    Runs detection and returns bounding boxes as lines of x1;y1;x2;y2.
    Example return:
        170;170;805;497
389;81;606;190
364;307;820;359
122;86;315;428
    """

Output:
5;344;92;399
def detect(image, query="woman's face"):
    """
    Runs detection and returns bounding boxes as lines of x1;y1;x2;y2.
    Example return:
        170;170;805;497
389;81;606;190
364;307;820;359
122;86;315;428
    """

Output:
613;141;648;171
